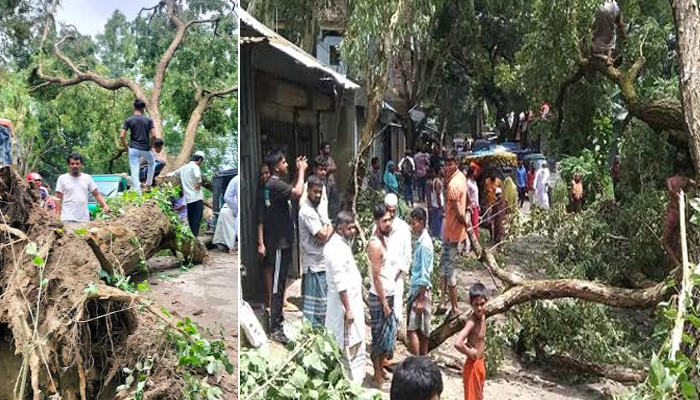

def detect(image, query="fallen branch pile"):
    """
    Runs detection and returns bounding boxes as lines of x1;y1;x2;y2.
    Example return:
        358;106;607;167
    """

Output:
427;229;672;382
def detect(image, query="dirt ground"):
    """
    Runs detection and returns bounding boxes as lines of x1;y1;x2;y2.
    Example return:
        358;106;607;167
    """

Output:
264;202;633;400
146;248;239;399
247;199;637;399
279;270;612;400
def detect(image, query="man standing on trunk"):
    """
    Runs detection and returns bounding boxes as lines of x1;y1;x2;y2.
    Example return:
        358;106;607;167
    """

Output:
55;153;111;222
166;151;205;236
121;99;157;194
591;0;626;66
264;150;308;344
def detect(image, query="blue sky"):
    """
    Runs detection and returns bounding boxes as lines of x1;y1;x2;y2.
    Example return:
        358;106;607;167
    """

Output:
55;0;145;36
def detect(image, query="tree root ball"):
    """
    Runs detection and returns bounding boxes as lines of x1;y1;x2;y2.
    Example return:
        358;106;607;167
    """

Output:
0;166;190;399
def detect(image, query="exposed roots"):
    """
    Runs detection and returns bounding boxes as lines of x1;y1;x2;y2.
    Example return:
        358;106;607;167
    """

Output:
0;166;195;399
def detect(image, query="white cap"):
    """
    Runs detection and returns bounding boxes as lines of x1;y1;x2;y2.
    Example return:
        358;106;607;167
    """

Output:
384;193;399;207
194;151;205;158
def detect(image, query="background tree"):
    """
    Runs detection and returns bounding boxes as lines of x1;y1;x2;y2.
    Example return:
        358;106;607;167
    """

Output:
33;0;238;173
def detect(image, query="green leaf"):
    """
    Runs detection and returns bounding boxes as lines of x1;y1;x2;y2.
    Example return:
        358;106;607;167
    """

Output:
681;332;696;346
40;278;49;288
33;256;44;266
681;380;698;399
83;282;98;294
649;353;663;388
161;306;171;318
74;227;87;236
290;366;309;388
689;197;700;212
279;383;296;398
25;242;38;257
302;352;325;372
137;280;151;293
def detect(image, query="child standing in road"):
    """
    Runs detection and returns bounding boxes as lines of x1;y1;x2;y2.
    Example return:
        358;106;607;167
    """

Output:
455;283;488;400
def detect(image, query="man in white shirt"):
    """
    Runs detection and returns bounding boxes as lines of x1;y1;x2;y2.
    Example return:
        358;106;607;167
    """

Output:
298;175;334;327
167;151;205;236
325;211;365;383
55;153;110;222
381;193;412;329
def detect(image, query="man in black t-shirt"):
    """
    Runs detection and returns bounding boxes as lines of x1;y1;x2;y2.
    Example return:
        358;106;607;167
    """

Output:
263;150;308;344
121;99;157;194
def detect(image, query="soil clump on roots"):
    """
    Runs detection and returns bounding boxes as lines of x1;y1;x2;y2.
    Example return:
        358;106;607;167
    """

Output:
0;166;202;399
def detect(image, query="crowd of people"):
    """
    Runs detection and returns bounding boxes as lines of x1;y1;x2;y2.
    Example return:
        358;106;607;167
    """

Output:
255;144;496;398
253;139;638;398
9;98;239;253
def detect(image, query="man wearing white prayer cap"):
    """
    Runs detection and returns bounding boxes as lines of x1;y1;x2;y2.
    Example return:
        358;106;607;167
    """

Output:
373;193;413;333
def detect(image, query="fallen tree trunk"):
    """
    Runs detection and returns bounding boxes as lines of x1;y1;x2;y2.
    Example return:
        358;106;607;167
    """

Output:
428;231;671;351
83;202;207;276
0;166;202;399
548;353;646;383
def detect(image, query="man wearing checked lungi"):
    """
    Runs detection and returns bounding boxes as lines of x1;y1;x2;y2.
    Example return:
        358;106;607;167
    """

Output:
299;175;334;327
368;204;398;386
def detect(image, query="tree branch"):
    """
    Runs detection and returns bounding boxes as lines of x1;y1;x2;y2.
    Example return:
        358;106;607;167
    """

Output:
548;353;646;383
151;0;220;105
34;34;147;100
428;230;671;351
555;56;688;143
40;0;61;51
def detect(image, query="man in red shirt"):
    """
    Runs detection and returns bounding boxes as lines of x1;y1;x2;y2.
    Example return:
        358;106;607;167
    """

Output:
438;150;470;315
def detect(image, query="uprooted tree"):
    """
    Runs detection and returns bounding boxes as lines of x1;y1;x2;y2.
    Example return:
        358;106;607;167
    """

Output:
33;0;238;173
0;166;214;398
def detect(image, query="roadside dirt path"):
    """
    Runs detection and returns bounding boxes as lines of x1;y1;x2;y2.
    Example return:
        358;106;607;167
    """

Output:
147;249;239;399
